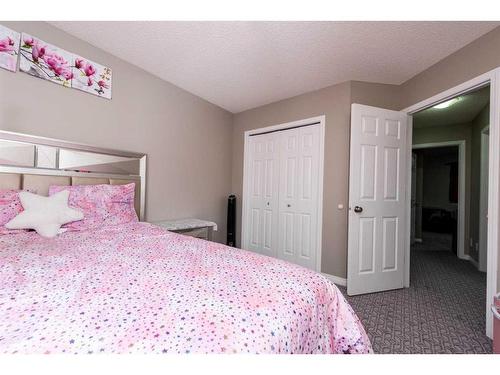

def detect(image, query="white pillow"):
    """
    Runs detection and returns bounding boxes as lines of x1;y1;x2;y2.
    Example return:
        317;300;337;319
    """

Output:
5;190;84;238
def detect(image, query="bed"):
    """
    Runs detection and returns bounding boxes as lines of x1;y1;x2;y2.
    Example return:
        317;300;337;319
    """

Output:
0;222;371;354
0;131;372;354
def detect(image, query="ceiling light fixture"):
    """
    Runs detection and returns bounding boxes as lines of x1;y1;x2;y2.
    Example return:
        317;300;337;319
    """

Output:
433;97;460;109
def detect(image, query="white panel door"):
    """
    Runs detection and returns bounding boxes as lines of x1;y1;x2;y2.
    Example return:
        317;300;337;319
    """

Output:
246;133;280;257
348;104;409;295
277;125;320;270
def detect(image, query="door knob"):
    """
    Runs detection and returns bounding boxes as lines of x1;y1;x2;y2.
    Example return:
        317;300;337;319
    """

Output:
354;206;363;213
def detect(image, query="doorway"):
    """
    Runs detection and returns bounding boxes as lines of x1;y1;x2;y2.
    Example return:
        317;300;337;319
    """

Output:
408;86;489;344
406;81;496;339
411;142;465;259
348;69;499;339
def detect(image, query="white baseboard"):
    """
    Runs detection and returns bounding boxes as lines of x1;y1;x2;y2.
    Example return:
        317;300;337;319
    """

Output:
461;254;479;269
321;273;347;286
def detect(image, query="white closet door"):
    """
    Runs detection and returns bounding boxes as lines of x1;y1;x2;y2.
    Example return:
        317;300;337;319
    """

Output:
246;132;280;256
277;125;320;270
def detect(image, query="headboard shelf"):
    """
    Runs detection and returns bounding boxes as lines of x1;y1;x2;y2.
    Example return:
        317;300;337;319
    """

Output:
0;130;146;220
0;165;141;179
0;130;144;158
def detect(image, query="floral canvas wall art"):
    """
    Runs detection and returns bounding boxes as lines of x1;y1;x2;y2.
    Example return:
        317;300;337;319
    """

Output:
19;33;74;87
17;32;112;99
0;24;20;72
72;56;112;99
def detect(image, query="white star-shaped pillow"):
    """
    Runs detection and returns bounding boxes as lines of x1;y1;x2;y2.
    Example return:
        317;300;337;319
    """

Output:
5;190;84;238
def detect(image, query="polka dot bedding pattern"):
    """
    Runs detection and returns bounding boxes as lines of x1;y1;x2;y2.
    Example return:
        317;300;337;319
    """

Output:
0;222;372;354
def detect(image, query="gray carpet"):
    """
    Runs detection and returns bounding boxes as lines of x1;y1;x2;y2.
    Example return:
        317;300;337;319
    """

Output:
338;244;492;354
415;231;454;252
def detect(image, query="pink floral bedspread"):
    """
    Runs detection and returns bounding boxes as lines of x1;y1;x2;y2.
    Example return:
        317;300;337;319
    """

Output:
0;222;372;354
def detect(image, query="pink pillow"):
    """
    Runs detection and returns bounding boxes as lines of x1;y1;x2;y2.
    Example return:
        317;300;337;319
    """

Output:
48;183;138;231
0;189;29;235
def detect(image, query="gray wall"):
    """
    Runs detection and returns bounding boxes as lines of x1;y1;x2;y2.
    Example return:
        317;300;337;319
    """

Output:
232;82;351;278
232;26;500;284
350;81;401;110
231;80;400;279
3;21;500;288
0;21;234;243
397;26;500;289
399;27;500;109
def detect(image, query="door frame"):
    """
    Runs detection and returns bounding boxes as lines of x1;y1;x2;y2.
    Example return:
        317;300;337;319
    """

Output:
410;152;417;245
402;68;500;338
412;141;466;259
479;126;490;272
241;115;326;272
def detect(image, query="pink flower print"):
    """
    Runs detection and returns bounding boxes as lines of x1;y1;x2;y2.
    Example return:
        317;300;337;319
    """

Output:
43;52;67;66
62;69;74;81
97;80;108;89
23;37;34;47
74;58;84;69
0;37;15;53
45;56;57;70
31;42;45;62
84;63;96;77
45;56;63;76
42;52;72;81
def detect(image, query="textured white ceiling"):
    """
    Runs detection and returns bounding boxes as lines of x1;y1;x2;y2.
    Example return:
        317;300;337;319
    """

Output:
50;21;499;113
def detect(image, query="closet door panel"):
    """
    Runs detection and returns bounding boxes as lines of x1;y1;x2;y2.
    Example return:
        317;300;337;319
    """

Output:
278;128;299;263
247;133;279;256
246;123;321;272
282;212;295;256
295;125;320;269
277;125;320;270
247;137;264;254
